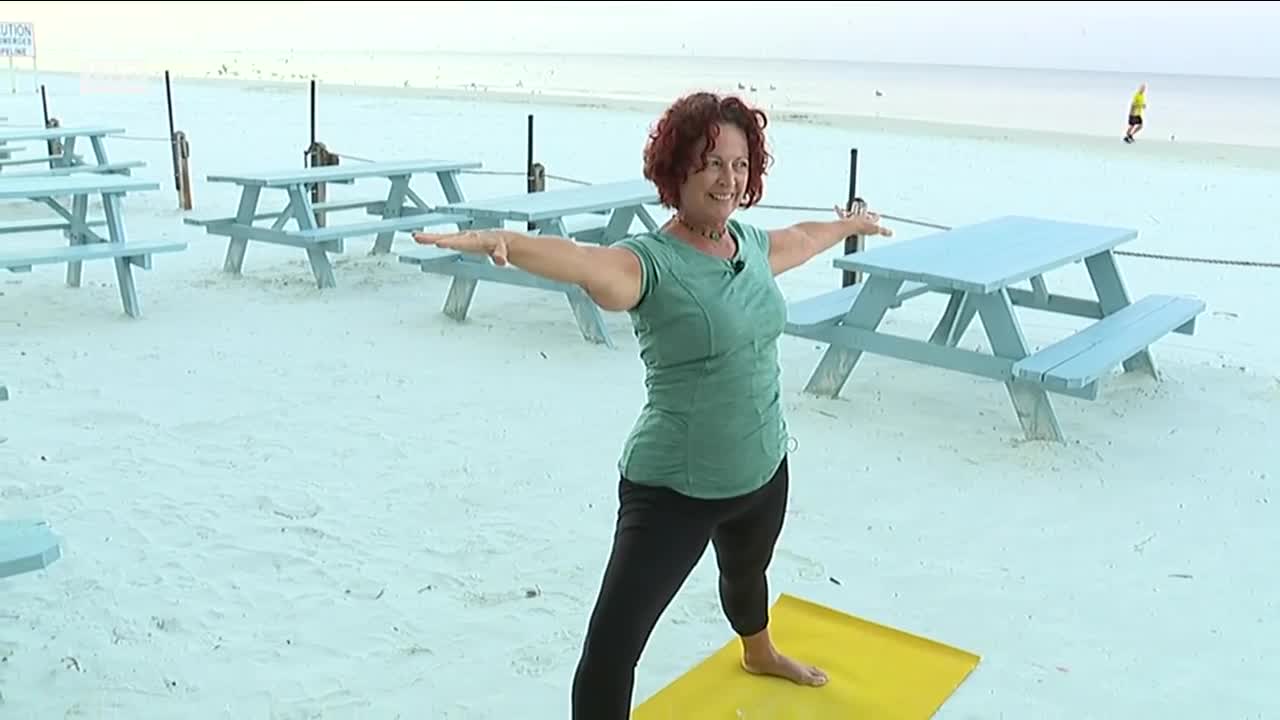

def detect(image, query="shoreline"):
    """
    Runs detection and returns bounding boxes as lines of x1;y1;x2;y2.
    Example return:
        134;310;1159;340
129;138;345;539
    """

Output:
11;69;1280;171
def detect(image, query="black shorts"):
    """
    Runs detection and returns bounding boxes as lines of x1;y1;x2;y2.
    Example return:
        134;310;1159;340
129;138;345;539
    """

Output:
1128;114;1143;126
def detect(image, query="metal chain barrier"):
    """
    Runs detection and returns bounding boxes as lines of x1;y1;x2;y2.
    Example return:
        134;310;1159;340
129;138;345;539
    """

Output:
455;168;523;177
1107;250;1280;269
544;173;592;186
318;153;1280;270
333;151;377;163
754;201;1278;268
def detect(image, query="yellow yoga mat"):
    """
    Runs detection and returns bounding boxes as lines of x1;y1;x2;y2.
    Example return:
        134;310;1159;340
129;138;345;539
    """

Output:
633;594;980;719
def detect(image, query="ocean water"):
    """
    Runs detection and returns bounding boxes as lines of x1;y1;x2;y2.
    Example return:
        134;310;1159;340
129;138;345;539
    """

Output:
24;49;1280;148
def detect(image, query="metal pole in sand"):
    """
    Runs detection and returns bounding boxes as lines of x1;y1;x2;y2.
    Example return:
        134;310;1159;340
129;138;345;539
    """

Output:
841;148;864;287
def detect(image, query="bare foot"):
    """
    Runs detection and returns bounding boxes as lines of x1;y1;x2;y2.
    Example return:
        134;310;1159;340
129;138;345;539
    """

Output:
742;650;828;687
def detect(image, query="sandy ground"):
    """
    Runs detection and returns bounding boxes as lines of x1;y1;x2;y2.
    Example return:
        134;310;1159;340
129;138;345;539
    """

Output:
1;76;1277;719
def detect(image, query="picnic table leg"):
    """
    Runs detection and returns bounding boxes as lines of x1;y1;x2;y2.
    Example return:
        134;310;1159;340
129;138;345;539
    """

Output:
89;136;110;169
224;186;262;276
102;193;142;318
565;286;614;347
929;291;977;346
441;218;499;321
284;187;337;289
371;174;411;255
635;206;660;233
600;207;638;245
952;295;978;346
802;275;904;397
545;218;613;347
971;290;1063;441
1085;251;1158;379
1030;275;1050;304
65;192;90;288
55;136;77;169
436;171;466;204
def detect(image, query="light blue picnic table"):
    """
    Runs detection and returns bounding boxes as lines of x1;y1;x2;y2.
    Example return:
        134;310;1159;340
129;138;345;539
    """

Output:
0;174;186;321
397;178;661;347
0;519;62;579
0;125;141;176
0;135;20;163
186;158;481;289
784;215;1205;441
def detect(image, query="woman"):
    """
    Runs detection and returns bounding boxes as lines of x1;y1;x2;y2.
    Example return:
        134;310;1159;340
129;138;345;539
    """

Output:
413;91;892;718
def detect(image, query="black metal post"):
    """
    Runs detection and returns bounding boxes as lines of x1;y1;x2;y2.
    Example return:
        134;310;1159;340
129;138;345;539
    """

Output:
526;114;535;230
526;114;534;194
39;85;56;162
842;148;863;287
310;80;317;150
165;71;180;191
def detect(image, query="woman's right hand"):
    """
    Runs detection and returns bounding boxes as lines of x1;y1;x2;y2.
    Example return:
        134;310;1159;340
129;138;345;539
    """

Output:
413;229;510;265
833;202;893;237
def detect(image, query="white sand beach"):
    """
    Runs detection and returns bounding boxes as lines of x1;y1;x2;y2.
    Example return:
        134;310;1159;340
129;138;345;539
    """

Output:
1;63;1278;720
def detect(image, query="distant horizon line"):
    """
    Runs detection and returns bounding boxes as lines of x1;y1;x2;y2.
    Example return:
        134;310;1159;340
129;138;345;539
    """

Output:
199;48;1280;82
28;46;1280;83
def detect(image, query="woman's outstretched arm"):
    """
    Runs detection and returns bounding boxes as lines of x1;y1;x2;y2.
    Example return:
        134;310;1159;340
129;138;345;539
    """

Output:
766;205;893;276
413;229;643;311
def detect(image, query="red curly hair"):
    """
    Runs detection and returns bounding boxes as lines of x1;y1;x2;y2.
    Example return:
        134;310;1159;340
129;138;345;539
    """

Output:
643;92;772;210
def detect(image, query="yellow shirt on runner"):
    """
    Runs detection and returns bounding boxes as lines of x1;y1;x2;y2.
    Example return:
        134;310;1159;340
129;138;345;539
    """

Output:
1130;90;1146;116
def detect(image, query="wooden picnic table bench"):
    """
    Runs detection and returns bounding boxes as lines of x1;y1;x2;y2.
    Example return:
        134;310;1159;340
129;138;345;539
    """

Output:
0;174;186;319
0;519;62;579
785;215;1205;441
187;158;481;288
397;178;661;347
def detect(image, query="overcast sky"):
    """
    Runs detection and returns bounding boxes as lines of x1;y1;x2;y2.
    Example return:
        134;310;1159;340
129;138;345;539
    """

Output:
8;1;1280;78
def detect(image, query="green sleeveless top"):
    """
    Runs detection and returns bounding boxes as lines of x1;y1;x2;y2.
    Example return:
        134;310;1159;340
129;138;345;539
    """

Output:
613;218;789;499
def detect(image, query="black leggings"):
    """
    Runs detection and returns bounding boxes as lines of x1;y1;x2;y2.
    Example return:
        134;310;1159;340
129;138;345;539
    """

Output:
571;456;790;719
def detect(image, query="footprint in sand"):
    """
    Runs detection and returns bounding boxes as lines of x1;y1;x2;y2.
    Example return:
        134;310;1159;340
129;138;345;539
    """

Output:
278;525;340;558
105;614;183;647
666;597;723;627
461;588;523;608
510;630;577;678
510;646;557;678
462;586;545;609
151;615;181;633
0;483;63;500
401;643;434;657
280;525;333;540
71;408;150;428
775;549;827;581
414;571;479;596
269;690;373;720
256;495;321;521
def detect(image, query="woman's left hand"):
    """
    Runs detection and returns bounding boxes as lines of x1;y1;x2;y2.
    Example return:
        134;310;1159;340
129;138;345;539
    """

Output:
834;203;894;237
